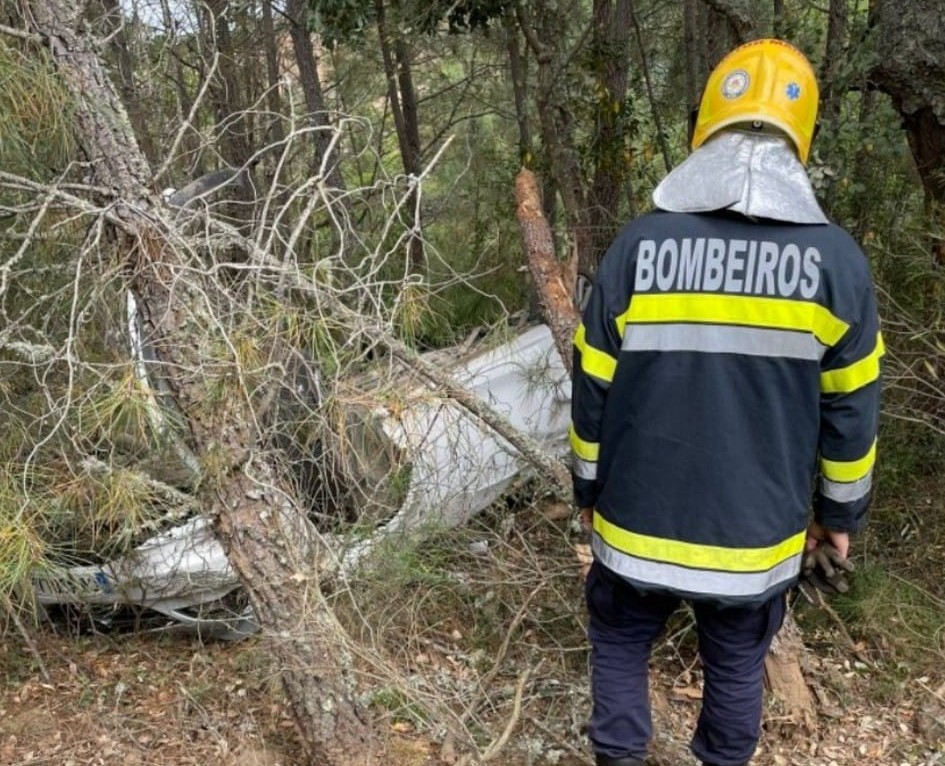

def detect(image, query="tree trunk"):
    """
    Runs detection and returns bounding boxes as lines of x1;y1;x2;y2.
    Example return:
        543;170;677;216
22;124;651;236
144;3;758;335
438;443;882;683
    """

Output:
260;0;286;150
683;0;702;115
515;168;579;374
504;7;532;164
587;0;636;265
285;0;348;195
701;0;760;45
160;0;204;178
772;0;785;37
764;610;816;733
90;0;155;164
516;2;593;279
870;0;945;262
628;0;671;174
201;0;254;173
23;2;377;763
821;0;849;134
374;0;424;270
697;0;743;69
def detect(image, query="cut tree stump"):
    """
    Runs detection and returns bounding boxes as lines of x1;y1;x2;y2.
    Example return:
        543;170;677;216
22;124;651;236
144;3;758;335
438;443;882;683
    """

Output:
765;609;817;734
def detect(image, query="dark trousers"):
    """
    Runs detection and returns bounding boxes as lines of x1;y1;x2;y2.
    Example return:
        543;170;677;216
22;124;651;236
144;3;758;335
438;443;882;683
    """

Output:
586;561;785;766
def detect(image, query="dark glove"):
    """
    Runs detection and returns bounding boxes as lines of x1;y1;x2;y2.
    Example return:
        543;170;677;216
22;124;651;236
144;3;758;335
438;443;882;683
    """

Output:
801;542;854;595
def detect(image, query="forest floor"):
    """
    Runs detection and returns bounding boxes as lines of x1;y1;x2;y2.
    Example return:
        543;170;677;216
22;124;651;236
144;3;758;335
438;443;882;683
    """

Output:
1;597;944;765
2;502;944;766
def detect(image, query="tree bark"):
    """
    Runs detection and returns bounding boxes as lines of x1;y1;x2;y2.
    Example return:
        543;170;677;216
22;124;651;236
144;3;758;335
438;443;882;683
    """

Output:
697;0;745;69
285;0;348;194
701;0;760;44
23;3;377;763
375;0;424;270
628;0;671;174
260;0;286;150
160;0;204;177
821;0;849;134
764;610;816;733
587;0;636;265
517;2;594;279
90;0;155;164
515;168;579;376
683;0;702;115
772;0;785;37
201;0;254;174
870;0;945;262
504;7;532;165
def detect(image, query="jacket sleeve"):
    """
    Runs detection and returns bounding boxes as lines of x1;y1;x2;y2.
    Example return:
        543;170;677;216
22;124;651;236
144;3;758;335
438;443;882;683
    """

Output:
814;275;884;533
570;254;626;509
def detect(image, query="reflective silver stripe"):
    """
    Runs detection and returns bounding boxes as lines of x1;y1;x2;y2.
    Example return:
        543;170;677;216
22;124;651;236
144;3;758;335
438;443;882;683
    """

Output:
591;533;802;598
622;323;826;361
572;455;597;481
820;471;872;503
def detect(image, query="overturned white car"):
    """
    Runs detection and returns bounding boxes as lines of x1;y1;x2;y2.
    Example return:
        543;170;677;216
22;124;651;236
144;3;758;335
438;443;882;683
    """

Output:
32;324;571;639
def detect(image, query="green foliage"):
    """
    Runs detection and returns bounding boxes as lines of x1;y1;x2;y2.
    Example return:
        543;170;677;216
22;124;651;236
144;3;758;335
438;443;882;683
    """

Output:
0;469;49;600
2;0;945;702
411;0;513;33
0;38;75;177
311;0;373;46
823;562;945;681
312;0;512;45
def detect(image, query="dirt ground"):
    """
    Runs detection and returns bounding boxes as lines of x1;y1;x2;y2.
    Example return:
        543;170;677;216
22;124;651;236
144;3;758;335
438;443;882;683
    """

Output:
1;616;943;766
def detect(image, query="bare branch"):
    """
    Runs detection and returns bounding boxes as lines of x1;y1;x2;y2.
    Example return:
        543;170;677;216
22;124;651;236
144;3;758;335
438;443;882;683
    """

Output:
0;22;41;42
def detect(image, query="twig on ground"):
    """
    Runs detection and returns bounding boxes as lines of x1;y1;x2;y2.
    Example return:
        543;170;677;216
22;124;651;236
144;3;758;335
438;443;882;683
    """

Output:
461;582;544;723
480;660;541;762
797;583;873;666
3;594;50;682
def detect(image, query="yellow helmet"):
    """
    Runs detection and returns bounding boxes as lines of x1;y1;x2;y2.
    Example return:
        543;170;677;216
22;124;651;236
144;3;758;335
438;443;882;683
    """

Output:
691;39;819;163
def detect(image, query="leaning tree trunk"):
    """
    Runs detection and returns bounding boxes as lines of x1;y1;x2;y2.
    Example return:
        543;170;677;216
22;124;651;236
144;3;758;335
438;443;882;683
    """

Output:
24;2;377;764
515;168;579;373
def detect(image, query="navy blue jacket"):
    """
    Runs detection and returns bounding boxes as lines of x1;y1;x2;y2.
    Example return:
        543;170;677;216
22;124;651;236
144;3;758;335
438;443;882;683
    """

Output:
570;210;883;605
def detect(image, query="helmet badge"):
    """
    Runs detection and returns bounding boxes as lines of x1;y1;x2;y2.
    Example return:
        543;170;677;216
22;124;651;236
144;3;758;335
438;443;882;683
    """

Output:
786;82;801;100
721;69;750;99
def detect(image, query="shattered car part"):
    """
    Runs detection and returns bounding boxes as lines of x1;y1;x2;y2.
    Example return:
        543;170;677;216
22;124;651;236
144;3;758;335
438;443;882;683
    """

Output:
33;516;257;640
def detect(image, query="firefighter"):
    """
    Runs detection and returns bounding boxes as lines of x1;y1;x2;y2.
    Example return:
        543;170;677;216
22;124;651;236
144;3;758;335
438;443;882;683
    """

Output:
570;39;883;766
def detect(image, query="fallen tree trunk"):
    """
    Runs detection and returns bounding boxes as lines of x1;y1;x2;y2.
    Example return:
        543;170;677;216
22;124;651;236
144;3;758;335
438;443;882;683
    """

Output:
23;3;376;763
21;8;582;762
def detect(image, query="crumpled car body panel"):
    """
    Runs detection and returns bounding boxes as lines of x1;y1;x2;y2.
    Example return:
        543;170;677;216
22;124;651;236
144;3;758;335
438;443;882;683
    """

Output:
32;325;571;638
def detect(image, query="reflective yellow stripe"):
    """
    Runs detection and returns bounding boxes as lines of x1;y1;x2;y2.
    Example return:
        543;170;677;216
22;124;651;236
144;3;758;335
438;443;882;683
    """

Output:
573;323;617;383
569;424;599;462
593;535;802;598
821;441;876;483
820;332;885;394
616;293;849;347
593;512;806;573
